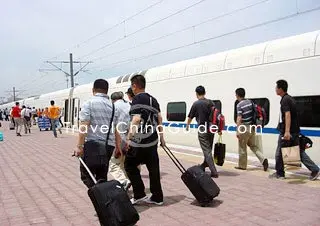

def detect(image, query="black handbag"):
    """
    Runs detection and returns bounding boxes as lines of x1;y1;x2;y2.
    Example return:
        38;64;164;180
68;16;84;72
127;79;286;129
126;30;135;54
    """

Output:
214;135;226;166
83;103;115;167
299;134;313;151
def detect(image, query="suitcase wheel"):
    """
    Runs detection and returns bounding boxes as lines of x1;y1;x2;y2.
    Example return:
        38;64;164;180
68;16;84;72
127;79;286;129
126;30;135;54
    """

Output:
200;201;211;207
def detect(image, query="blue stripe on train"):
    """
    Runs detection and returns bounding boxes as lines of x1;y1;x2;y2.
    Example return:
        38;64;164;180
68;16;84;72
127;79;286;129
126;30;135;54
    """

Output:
162;122;320;137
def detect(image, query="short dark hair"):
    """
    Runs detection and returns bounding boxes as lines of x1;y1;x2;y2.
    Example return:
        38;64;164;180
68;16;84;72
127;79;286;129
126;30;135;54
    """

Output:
235;88;245;98
276;79;288;92
111;92;123;101
15;102;19;106
126;87;134;97
195;86;205;95
131;74;146;89
50;100;54;105
93;79;109;93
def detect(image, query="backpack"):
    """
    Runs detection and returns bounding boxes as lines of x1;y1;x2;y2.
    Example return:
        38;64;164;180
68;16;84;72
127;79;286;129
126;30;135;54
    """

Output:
132;96;158;144
208;105;225;133
251;101;267;127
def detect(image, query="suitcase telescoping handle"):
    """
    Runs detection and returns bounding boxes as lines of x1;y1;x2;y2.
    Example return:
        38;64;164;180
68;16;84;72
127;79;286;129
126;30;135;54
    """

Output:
72;153;97;184
161;145;186;174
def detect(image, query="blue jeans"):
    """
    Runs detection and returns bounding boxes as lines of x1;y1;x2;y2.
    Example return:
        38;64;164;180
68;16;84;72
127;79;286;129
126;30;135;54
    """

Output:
51;119;61;137
275;134;319;176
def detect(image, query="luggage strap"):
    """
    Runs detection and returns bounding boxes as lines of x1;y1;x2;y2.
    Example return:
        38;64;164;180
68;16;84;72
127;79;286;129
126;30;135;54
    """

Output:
78;157;97;184
161;145;186;174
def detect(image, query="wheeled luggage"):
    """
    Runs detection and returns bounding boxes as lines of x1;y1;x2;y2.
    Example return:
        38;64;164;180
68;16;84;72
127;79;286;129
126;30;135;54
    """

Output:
161;145;220;206
78;157;139;226
38;117;51;131
9;122;14;130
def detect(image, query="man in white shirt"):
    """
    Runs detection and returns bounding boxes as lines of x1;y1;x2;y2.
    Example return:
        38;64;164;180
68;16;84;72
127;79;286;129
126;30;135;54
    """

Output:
31;107;37;125
21;106;32;133
109;91;132;190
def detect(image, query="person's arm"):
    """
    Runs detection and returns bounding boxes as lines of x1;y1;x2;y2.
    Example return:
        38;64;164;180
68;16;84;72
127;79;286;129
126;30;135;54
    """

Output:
158;112;165;146
20;109;25;118
125;96;141;150
186;103;195;130
284;111;291;140
114;130;122;157
127;114;141;141
76;102;90;157
186;117;192;130
113;108;122;158
236;103;242;138
282;97;291;140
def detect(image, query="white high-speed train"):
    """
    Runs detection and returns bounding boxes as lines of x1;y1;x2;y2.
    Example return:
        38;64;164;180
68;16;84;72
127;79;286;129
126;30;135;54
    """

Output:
2;30;320;165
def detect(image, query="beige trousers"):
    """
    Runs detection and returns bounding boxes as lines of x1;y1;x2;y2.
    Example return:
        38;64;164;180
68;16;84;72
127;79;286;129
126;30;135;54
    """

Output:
109;152;129;184
237;125;265;169
14;118;23;134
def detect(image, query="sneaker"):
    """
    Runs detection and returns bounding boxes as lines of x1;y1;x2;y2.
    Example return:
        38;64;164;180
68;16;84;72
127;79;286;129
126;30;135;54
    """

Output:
123;180;131;191
210;173;219;178
130;195;148;205
145;196;163;206
262;159;269;171
234;166;246;170
310;171;320;181
268;172;285;180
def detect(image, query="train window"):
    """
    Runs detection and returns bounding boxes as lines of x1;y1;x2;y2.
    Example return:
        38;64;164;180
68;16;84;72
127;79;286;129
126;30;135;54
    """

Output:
293;95;320;127
116;76;124;84
122;74;131;82
233;98;270;125
211;100;222;113
167;102;186;122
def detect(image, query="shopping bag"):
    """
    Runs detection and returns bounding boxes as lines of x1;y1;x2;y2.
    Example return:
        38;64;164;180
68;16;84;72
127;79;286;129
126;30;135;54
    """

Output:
281;138;301;169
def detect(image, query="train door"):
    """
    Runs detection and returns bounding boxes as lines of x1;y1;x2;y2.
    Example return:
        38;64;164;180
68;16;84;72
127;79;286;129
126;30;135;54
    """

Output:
73;98;80;128
64;99;68;122
64;99;70;127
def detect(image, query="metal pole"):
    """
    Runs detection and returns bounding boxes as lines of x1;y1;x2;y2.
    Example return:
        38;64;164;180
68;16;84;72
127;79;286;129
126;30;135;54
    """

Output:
13;87;16;101
70;53;74;88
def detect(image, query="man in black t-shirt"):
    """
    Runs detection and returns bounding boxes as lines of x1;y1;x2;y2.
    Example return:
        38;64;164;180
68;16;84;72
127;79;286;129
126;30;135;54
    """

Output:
124;74;165;205
186;85;218;178
270;80;319;180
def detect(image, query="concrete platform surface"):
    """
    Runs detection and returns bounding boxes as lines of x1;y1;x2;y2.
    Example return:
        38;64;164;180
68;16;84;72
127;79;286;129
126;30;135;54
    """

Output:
0;122;319;226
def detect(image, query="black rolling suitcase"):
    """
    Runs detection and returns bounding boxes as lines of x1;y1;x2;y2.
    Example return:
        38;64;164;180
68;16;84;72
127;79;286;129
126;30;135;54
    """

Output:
161;145;220;206
78;157;139;226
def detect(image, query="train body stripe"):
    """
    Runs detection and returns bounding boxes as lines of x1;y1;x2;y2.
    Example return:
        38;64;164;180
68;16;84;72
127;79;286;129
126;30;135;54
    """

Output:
162;122;320;137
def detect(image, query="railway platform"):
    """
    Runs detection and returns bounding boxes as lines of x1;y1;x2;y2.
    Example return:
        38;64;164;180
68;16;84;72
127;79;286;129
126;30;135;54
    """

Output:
0;122;319;226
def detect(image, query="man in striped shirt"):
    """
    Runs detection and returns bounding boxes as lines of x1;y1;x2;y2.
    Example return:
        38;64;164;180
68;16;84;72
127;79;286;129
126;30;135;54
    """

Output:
235;88;268;171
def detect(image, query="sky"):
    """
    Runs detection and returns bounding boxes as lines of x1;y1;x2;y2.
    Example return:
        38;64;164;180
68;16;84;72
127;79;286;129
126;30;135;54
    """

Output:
1;0;320;101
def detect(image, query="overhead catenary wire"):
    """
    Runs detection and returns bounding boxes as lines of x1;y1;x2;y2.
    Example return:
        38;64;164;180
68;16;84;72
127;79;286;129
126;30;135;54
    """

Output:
45;0;165;61
18;1;166;95
88;0;269;66
12;0;316;98
92;5;320;73
78;0;208;59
